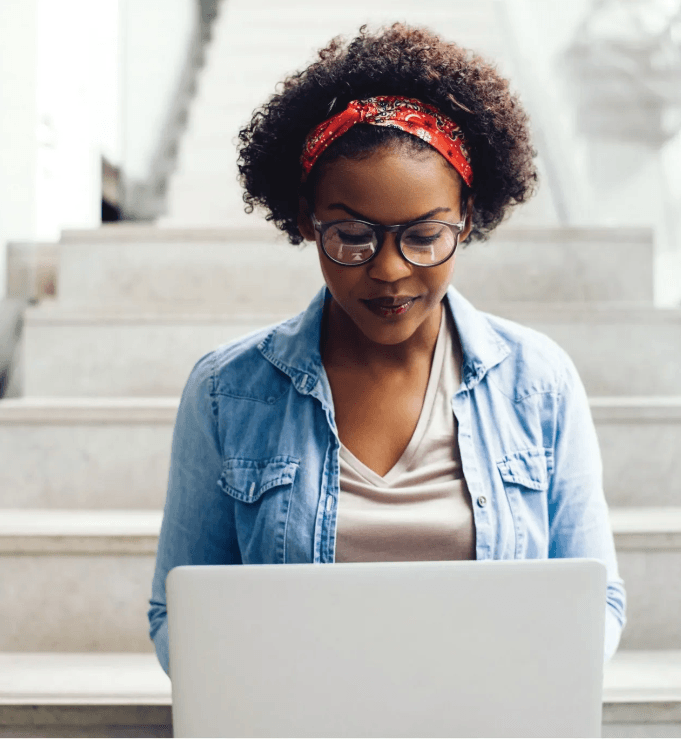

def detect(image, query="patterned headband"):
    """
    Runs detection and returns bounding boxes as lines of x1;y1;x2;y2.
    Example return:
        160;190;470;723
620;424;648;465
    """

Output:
301;95;473;186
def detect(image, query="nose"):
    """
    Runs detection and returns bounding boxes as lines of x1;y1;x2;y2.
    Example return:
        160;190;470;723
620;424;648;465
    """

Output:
366;231;412;282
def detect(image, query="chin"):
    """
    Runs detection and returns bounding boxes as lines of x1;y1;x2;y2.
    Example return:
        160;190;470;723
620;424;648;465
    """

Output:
356;314;423;345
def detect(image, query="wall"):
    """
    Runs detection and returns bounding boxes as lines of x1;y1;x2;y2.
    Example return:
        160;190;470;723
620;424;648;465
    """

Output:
120;0;197;182
502;0;681;305
35;0;120;240
0;0;38;298
0;0;120;298
0;0;198;297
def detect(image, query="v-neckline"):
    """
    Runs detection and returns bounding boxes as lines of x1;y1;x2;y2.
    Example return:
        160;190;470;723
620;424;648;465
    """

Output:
339;307;449;485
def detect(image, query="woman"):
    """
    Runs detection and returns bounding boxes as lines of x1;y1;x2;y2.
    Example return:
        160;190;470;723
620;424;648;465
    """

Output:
149;23;626;675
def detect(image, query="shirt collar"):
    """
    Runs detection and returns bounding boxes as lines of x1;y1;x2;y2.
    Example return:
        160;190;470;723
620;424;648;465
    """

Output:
443;286;510;389
258;285;510;396
257;286;329;398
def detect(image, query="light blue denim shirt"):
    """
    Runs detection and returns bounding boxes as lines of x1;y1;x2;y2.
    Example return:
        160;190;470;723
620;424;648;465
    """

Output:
149;286;626;675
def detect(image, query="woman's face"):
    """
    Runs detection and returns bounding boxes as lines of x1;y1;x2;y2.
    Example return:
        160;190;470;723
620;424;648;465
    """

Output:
299;144;471;347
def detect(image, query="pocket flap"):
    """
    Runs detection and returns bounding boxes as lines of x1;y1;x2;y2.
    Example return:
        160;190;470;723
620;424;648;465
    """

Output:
496;449;549;491
219;456;299;503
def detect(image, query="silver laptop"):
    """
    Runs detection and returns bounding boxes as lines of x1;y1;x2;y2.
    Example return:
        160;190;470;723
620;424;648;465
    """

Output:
167;559;606;738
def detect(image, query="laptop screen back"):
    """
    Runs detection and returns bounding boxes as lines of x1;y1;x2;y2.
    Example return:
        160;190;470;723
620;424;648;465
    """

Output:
167;559;606;738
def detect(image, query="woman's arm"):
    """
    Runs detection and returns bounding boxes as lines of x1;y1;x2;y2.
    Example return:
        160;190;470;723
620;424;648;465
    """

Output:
148;352;241;676
547;354;627;662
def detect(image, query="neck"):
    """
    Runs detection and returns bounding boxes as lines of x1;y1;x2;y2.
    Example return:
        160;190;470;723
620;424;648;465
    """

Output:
321;297;442;373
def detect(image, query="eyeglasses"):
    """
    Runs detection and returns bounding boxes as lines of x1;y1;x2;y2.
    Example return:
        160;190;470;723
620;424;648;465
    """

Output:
311;213;466;267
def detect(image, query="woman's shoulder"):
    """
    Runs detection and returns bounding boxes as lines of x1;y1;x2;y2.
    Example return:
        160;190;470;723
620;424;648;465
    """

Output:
447;288;579;397
182;314;307;404
476;309;581;399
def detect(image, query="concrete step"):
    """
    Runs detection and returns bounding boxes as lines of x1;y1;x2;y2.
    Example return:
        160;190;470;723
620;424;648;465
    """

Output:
0;398;174;509
1;397;680;510
58;228;321;315
593;397;681;508
0;510;160;652
57;226;654;309
0;651;679;738
478;302;681;396
162;175;290;224
21;304;681;397
0;653;172;738
6;241;58;302
0;508;680;652
22;310;275;397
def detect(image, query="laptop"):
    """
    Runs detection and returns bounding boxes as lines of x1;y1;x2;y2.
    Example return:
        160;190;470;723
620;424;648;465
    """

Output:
167;559;606;738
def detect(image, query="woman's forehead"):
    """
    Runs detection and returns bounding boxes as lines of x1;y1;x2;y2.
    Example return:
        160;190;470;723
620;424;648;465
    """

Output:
314;146;464;222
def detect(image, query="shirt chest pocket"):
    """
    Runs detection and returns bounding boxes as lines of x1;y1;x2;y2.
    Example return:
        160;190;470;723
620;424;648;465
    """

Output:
219;456;299;503
496;448;552;559
218;456;300;563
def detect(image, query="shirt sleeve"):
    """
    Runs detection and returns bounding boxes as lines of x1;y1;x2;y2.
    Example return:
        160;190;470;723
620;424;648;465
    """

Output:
148;352;242;676
547;353;627;663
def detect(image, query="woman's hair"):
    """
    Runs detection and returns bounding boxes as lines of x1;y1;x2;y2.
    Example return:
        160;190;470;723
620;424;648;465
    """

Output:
237;23;537;244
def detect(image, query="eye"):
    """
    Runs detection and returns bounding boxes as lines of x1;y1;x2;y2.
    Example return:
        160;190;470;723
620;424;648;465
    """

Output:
402;225;445;249
335;229;375;246
404;233;441;247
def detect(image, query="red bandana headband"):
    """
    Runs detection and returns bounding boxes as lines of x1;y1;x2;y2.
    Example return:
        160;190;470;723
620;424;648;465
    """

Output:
301;95;473;186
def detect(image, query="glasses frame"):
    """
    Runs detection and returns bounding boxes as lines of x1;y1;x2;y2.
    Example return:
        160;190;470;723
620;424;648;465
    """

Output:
311;212;466;267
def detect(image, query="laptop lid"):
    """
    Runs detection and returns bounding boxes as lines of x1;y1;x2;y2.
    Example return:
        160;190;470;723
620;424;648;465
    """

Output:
167;559;606;738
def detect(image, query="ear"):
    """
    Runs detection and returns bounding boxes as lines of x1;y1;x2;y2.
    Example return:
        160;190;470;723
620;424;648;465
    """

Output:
297;196;316;242
459;195;475;244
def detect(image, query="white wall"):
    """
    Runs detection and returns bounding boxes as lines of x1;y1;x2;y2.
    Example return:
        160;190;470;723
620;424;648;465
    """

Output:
502;0;681;305
0;0;120;297
0;0;198;297
0;0;38;298
120;0;197;181
35;0;120;241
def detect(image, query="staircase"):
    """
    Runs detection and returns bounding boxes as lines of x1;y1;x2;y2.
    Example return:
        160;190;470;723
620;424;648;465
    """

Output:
1;221;681;737
2;1;681;736
160;0;558;227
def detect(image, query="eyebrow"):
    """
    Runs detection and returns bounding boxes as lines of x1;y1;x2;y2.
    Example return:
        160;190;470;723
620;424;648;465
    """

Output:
327;202;452;223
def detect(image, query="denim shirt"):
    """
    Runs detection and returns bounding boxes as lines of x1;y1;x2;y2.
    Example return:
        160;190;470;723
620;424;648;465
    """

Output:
149;286;626;675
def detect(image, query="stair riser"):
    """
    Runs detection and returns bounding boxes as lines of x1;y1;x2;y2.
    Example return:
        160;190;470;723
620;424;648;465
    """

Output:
23;322;260;397
617;549;681;650
0;547;677;651
1;416;679;509
598;420;681;508
517;319;681;395
0;554;155;652
0;424;173;509
23;317;681;396
163;187;253;224
58;242;324;314
0;707;676;739
57;236;654;308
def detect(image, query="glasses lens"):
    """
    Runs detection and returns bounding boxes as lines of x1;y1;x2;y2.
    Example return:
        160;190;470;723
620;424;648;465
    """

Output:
323;222;378;264
401;222;457;265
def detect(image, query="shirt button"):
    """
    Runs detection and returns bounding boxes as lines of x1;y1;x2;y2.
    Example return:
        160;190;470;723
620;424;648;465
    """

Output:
325;495;334;512
477;496;487;507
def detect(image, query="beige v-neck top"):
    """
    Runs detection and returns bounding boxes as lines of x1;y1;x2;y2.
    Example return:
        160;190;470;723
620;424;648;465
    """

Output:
334;306;476;562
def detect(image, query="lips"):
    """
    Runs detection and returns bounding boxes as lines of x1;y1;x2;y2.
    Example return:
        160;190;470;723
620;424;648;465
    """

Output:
362;295;419;318
363;296;416;308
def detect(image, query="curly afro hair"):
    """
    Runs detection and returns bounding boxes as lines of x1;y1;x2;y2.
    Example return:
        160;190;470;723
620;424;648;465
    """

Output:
237;23;537;244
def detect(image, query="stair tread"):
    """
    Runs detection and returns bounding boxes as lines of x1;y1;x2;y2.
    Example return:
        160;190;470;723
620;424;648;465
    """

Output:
1;507;681;538
3;396;681;424
23;303;681;323
0;653;171;705
59;224;653;243
0;509;162;537
1;651;679;705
